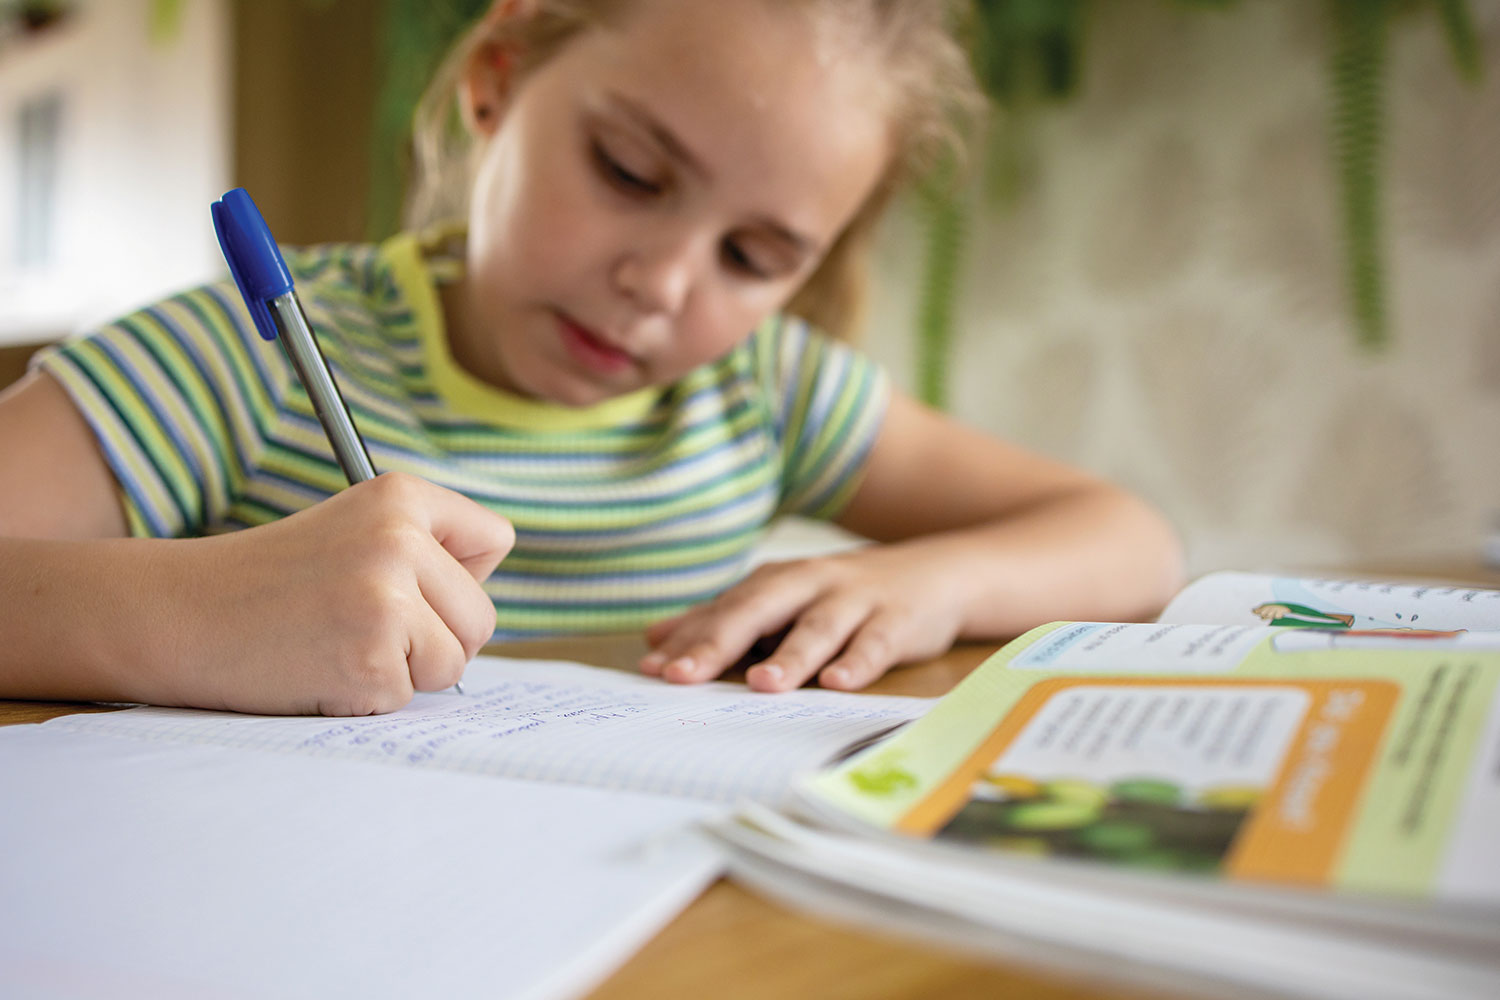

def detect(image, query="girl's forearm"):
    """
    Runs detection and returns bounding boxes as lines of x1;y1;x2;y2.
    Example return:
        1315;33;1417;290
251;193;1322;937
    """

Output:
0;537;188;705
902;483;1185;639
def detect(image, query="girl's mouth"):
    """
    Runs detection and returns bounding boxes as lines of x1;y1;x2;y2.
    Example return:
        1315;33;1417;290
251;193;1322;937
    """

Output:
556;312;636;375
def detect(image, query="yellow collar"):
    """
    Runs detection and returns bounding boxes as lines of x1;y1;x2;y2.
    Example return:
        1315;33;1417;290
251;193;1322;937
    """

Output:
379;231;663;431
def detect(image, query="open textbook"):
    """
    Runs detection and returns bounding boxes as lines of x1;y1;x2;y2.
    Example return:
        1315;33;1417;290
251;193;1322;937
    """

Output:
708;572;1500;1000
6;656;930;1000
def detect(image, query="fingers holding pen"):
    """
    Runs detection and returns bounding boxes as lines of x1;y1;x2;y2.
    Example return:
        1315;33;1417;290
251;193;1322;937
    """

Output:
364;472;516;581
266;473;510;712
404;599;472;694
371;474;508;689
412;536;500;686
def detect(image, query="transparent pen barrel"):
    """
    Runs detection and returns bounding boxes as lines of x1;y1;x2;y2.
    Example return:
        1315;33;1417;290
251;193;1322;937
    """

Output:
268;293;377;484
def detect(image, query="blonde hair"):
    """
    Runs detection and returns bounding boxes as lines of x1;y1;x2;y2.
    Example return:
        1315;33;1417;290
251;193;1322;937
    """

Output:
407;0;982;340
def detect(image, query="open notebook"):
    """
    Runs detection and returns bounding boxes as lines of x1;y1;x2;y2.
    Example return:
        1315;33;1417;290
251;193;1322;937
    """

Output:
6;656;931;1000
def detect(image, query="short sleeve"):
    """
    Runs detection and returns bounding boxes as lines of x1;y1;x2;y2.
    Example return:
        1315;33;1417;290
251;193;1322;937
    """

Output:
749;315;891;519
32;282;263;538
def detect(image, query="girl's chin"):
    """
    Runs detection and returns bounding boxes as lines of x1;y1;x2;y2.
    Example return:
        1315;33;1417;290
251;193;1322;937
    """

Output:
525;365;640;408
498;345;652;406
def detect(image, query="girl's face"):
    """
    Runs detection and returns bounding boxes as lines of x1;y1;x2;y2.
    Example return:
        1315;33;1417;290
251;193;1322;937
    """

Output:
446;0;892;406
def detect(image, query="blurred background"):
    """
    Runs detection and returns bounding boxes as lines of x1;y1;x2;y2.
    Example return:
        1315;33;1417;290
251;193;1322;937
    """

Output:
0;0;1496;581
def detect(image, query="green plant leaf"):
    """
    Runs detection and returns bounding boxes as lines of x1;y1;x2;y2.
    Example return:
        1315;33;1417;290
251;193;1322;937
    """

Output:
367;0;492;239
969;0;1090;106
1331;0;1391;349
915;0;1093;410
914;161;969;410
1436;0;1483;83
147;0;183;45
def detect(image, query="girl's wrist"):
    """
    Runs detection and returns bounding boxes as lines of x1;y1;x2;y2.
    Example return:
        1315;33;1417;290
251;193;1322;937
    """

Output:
60;537;221;708
0;537;168;703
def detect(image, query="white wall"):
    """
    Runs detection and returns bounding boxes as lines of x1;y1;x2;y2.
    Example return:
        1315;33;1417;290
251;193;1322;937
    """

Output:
856;1;1500;576
0;0;231;344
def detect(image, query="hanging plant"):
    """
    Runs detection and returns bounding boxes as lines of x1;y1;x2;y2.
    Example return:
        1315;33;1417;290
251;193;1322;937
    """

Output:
1327;0;1482;349
915;0;1089;410
1331;0;1392;348
914;0;1486;408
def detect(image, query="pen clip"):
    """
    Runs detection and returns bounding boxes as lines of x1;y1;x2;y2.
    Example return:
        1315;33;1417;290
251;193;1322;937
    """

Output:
211;188;293;343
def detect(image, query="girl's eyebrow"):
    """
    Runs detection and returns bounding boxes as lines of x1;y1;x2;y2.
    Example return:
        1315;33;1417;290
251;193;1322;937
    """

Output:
604;91;817;256
605;91;711;180
745;214;817;258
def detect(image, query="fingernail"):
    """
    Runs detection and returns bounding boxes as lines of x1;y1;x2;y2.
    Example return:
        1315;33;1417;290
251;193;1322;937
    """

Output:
756;663;783;685
823;667;849;687
640;652;666;675
664;656;696;681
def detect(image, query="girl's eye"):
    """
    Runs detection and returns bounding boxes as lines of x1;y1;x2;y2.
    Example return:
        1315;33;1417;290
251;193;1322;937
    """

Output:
721;239;773;280
591;139;663;196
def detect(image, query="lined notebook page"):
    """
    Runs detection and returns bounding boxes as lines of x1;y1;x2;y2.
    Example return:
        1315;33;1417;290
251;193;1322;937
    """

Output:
1;725;721;1000
50;657;932;804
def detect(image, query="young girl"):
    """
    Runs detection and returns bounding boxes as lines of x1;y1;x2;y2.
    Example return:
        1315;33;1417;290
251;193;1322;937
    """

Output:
0;0;1182;716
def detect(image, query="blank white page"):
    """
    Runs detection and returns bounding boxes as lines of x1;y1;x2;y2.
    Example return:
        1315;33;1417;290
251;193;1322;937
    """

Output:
0;725;720;1000
49;657;932;804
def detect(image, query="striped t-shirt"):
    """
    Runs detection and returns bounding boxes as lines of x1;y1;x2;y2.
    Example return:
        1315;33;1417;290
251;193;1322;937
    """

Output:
35;232;890;639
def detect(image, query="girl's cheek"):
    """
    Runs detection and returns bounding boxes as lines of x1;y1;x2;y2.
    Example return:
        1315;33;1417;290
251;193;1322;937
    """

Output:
686;303;757;367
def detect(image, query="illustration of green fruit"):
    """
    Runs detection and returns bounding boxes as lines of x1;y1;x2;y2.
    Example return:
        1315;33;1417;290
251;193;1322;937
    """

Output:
1006;800;1101;831
1199;785;1262;810
1111;778;1182;806
1042;779;1108;809
1074;820;1155;854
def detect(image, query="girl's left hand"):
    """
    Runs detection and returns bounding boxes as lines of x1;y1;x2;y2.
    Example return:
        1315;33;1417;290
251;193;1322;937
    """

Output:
639;545;966;692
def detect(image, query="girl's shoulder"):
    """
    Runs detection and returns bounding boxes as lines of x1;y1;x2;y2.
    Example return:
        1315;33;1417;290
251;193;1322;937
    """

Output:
738;312;880;390
281;240;398;304
700;312;888;445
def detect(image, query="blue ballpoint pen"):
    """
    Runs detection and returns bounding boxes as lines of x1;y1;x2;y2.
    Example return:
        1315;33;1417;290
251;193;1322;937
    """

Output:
212;188;376;484
212;187;465;695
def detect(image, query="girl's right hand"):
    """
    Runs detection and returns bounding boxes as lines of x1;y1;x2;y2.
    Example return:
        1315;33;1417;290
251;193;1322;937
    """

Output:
159;472;514;716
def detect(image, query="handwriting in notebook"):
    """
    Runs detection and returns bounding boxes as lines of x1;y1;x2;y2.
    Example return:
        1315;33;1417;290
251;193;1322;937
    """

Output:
55;658;931;804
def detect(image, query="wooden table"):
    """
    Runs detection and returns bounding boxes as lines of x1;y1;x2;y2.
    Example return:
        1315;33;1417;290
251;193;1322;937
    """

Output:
6;560;1496;1000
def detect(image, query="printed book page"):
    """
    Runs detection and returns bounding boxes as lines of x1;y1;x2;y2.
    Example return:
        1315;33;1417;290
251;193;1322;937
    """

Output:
797;622;1500;905
49;656;931;806
1159;572;1500;632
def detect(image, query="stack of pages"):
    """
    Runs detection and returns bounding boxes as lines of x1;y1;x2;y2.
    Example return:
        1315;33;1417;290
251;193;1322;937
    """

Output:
709;573;1500;1000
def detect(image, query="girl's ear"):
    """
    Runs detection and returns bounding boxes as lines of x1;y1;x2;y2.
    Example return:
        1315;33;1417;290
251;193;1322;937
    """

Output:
459;35;517;138
460;0;537;137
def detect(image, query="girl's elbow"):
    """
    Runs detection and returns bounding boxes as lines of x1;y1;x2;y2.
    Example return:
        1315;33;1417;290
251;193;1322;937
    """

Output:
1122;491;1187;612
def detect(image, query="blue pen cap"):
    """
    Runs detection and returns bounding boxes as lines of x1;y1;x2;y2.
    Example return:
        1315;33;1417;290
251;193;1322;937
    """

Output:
211;188;292;342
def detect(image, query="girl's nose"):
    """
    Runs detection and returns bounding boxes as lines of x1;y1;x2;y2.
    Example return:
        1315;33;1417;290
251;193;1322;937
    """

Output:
612;238;699;316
